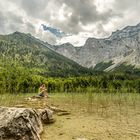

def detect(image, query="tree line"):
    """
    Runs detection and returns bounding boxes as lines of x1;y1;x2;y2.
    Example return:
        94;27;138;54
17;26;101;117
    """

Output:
0;60;140;94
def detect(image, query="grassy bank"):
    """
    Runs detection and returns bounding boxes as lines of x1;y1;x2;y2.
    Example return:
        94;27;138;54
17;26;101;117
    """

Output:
1;92;140;114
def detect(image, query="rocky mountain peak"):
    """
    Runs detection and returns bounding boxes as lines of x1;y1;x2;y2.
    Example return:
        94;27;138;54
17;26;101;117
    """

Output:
109;23;140;40
61;42;74;47
51;22;140;70
84;37;101;48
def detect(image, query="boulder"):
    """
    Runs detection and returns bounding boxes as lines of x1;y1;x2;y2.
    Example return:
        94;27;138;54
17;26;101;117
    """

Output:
0;107;43;140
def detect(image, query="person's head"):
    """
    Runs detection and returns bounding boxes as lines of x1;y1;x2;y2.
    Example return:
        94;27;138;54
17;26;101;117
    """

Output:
41;84;45;87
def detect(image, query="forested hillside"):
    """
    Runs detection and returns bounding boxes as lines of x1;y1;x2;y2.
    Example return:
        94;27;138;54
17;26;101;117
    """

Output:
0;32;93;77
0;32;94;93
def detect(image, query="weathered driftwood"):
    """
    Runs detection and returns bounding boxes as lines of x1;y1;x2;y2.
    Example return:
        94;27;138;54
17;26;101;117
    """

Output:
57;112;71;116
47;105;68;112
47;105;71;116
37;108;55;124
0;105;70;140
0;107;54;140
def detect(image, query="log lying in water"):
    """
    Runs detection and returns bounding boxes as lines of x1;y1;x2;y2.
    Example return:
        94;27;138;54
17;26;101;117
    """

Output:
0;107;54;140
47;105;71;116
37;108;55;124
0;106;69;140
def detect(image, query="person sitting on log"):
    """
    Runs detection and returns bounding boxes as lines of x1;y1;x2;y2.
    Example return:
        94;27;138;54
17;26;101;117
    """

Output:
38;84;48;98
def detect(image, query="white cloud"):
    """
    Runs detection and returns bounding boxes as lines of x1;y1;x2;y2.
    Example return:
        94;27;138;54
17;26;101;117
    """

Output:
94;0;115;13
56;32;94;46
0;0;139;46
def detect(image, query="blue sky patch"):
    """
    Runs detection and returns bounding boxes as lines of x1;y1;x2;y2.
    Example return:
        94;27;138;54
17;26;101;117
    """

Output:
41;24;66;38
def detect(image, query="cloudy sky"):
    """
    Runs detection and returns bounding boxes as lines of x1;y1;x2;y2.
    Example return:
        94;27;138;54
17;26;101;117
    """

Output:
0;0;140;46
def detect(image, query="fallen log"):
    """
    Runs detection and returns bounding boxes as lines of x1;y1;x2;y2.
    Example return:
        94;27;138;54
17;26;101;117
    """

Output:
0;107;54;140
37;108;55;124
0;106;69;140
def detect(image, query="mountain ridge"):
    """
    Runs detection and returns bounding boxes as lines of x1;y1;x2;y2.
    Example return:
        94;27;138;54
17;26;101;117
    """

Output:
1;22;140;74
0;31;93;77
51;23;140;71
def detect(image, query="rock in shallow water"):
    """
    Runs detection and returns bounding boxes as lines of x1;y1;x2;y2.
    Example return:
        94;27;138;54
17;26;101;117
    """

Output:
0;107;43;140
